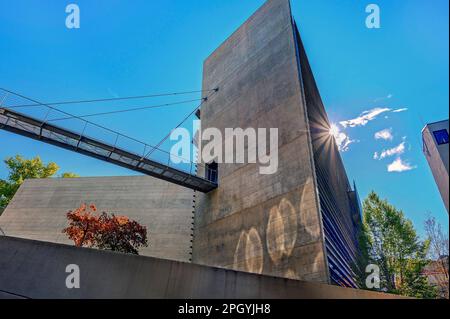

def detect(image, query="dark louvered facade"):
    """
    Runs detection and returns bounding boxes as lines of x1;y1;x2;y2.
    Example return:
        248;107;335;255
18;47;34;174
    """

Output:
293;21;363;288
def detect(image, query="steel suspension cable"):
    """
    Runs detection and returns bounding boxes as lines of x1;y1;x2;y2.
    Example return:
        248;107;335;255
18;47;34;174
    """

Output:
144;88;218;159
6;89;217;109
0;87;173;157
48;98;204;121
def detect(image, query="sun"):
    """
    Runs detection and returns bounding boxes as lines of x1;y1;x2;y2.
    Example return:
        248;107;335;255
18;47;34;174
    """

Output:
329;124;340;138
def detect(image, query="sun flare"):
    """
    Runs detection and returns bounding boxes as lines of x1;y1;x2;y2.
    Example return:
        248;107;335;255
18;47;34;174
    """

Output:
329;124;340;138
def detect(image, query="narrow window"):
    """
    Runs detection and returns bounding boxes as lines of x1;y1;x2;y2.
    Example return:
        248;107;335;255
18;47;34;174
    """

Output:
433;129;449;145
205;161;218;183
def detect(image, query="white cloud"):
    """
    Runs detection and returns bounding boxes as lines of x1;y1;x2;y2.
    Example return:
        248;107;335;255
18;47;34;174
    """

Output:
340;105;408;129
387;158;416;173
374;94;393;102
374;128;394;141
330;124;356;152
337;133;356;152
374;141;406;160
340;107;391;128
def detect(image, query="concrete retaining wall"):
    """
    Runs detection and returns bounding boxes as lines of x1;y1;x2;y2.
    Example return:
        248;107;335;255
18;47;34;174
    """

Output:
0;236;403;299
0;176;195;262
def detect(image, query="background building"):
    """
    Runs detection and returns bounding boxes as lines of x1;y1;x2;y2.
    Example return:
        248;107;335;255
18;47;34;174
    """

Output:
422;120;449;213
422;256;449;299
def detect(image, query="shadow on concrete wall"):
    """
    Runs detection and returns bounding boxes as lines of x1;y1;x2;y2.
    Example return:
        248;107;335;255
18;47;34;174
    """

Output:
233;178;323;280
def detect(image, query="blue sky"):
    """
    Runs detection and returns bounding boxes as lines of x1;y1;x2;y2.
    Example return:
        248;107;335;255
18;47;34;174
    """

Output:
0;0;448;236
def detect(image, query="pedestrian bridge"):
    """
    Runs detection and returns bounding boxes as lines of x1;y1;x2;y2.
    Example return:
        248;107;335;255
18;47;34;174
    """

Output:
0;107;217;193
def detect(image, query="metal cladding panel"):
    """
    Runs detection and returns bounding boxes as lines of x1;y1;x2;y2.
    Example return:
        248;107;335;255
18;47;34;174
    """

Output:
293;22;362;287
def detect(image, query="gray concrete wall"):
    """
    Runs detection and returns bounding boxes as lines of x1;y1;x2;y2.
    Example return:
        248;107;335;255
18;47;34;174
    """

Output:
193;0;328;283
423;120;449;213
0;236;404;299
0;176;195;262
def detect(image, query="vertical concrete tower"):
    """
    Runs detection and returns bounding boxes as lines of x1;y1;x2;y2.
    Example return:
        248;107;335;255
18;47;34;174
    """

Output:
193;0;327;283
193;0;362;287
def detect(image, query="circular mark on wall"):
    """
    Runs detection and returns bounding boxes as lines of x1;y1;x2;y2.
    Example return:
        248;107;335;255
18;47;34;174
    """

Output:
266;198;298;264
233;227;263;274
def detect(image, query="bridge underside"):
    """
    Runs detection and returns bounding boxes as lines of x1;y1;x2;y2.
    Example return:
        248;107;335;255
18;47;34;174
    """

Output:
0;108;217;193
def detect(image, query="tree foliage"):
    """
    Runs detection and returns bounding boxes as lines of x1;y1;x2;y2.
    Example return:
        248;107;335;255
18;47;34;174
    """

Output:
0;155;78;208
356;191;437;298
62;203;149;255
424;216;449;298
60;172;80;178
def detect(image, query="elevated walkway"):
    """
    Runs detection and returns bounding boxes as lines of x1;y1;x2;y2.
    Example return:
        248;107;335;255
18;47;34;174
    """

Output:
0;108;217;193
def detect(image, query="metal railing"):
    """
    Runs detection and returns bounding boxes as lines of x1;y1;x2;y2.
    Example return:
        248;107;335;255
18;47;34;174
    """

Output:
0;89;218;192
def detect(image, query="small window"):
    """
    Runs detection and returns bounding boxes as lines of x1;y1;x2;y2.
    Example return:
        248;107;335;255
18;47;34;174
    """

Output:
433;129;449;145
205;162;218;184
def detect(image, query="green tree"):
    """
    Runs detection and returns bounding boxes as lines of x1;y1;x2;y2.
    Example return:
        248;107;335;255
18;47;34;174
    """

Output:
424;216;449;298
0;155;78;208
356;191;437;298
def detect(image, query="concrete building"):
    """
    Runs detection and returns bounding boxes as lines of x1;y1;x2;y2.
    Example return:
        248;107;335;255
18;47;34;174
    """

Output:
0;0;362;288
0;176;195;262
422;120;449;213
192;0;361;287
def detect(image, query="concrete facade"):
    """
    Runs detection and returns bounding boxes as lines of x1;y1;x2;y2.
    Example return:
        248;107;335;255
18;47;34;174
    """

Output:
0;236;404;299
0;176;195;262
422;120;449;213
192;0;329;283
